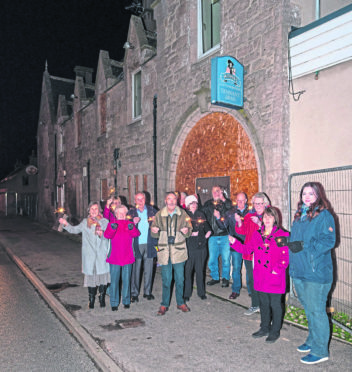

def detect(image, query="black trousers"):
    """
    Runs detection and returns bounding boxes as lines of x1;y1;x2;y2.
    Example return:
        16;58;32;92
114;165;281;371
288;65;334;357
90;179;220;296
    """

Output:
184;249;207;298
131;244;154;297
257;291;284;337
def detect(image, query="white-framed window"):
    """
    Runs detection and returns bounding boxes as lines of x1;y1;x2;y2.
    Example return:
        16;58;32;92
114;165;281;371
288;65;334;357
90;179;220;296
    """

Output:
132;70;142;119
198;0;220;58
58;130;64;154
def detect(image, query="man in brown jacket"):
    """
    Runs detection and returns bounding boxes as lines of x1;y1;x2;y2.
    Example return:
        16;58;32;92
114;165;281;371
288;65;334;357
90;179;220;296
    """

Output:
151;192;192;315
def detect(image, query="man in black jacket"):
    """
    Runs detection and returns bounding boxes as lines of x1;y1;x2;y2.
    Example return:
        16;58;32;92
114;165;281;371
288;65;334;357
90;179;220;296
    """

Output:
202;186;232;287
215;192;249;299
184;195;212;301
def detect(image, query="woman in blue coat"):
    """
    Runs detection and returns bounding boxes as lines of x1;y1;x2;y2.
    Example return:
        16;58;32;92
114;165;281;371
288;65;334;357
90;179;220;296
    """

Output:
289;182;336;365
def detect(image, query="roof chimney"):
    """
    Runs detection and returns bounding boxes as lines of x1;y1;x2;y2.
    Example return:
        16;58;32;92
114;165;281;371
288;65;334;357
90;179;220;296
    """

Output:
74;66;94;84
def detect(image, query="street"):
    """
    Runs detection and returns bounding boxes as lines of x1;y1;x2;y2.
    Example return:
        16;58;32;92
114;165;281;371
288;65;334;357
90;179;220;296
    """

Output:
0;216;351;371
0;245;99;372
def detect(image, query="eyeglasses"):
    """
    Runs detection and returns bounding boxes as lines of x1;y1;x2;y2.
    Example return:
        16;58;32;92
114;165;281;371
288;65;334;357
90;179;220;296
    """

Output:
254;202;264;206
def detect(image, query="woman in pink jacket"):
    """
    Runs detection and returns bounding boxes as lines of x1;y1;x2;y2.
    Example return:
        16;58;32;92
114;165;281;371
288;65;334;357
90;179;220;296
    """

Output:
104;205;140;311
230;206;289;343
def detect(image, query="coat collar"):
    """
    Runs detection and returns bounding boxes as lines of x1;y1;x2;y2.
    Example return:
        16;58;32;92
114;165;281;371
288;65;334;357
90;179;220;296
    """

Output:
160;205;182;217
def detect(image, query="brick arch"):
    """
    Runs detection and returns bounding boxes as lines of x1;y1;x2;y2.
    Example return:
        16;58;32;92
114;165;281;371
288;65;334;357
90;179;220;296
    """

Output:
175;112;258;200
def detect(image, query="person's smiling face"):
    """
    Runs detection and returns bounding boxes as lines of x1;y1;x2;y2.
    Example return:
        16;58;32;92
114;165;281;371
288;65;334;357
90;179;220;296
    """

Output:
302;186;317;207
89;204;99;218
253;197;265;215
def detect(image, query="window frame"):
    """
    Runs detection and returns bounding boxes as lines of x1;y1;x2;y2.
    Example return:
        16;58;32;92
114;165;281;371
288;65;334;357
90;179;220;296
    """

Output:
132;69;142;120
197;0;221;59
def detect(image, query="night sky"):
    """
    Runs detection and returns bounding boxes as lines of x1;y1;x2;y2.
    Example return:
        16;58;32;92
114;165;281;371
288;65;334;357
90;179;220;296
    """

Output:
0;0;133;180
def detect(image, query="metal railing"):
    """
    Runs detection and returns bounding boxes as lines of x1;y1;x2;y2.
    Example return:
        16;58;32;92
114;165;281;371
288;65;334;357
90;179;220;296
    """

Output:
288;166;352;317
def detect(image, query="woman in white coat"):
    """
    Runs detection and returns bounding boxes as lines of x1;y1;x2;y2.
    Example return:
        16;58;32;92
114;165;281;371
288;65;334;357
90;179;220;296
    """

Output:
59;201;110;309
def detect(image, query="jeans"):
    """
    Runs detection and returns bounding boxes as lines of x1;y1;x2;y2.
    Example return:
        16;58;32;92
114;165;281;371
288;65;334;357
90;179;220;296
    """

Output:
109;263;132;307
293;278;332;358
230;250;242;293
208;235;230;280
244;259;259;307
160;258;185;307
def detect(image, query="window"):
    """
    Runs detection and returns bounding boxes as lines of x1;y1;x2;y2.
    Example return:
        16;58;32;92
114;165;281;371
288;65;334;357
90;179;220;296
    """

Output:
198;0;220;57
76;112;82;146
99;93;107;134
134;175;139;194
101;179;108;200
127;176;132;204
132;70;142;119
143;174;148;191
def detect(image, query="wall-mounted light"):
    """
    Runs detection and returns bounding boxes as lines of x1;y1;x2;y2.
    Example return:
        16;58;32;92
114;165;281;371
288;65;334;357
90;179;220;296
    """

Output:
123;41;135;50
70;94;78;99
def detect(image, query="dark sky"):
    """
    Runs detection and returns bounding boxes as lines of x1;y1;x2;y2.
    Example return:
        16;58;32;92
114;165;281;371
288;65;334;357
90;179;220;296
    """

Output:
0;0;133;180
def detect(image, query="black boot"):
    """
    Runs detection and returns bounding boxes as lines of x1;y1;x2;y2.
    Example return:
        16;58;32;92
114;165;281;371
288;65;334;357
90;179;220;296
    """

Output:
98;285;107;308
88;286;97;309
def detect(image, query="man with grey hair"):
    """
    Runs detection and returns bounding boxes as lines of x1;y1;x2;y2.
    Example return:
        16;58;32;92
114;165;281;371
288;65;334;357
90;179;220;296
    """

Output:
151;192;193;315
127;192;158;302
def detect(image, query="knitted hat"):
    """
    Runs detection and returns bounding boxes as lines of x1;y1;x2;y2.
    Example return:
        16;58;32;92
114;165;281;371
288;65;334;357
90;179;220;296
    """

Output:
185;195;198;208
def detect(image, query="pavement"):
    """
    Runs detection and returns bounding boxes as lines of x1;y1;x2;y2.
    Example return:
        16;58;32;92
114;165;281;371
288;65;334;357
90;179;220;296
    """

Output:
0;216;351;372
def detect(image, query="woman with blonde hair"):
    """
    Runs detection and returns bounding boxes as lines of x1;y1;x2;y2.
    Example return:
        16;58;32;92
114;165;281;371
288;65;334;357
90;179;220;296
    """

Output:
59;201;110;309
103;196;122;222
104;205;140;311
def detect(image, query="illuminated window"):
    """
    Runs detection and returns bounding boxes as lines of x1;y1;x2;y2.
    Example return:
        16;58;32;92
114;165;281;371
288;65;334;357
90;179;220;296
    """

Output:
198;0;220;57
132;70;142;119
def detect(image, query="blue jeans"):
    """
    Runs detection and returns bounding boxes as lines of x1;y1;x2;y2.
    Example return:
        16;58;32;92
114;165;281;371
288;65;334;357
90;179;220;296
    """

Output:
230;250;242;293
244;259;259;307
160;258;185;307
208;235;230;280
293;278;332;358
109;263;132;307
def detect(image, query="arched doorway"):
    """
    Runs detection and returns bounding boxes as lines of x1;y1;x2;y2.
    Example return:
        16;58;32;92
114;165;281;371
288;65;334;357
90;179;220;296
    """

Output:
175;112;258;202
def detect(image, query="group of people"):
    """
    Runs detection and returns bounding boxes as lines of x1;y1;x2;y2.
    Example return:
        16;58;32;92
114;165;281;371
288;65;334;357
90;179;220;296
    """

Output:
59;181;336;366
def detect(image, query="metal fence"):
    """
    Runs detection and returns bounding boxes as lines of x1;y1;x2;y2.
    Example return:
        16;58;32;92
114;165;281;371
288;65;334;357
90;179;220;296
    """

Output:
288;166;352;317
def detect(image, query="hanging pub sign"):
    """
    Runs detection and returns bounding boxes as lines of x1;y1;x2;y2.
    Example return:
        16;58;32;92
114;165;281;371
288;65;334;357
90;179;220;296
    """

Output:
211;56;244;109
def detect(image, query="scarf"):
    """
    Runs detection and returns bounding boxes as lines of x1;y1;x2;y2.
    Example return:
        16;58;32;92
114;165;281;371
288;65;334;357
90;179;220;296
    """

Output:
301;204;309;220
87;214;103;233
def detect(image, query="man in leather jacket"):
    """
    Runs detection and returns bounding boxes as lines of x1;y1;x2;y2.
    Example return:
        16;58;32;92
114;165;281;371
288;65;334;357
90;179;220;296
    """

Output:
202;186;232;287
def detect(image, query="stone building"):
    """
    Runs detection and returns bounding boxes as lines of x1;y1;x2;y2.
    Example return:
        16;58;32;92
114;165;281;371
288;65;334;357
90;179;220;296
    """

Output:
37;0;352;225
37;0;352;315
37;0;296;225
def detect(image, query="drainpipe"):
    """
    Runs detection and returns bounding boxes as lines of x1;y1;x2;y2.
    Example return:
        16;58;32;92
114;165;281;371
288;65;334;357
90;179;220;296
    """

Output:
315;0;320;20
54;134;57;208
153;94;158;207
87;159;91;204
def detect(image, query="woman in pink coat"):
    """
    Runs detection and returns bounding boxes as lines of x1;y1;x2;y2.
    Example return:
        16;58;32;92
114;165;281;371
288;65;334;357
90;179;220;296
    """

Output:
104;205;140;311
229;206;289;343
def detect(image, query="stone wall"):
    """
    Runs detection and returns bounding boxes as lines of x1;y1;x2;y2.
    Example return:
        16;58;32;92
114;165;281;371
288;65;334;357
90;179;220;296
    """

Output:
153;0;293;220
